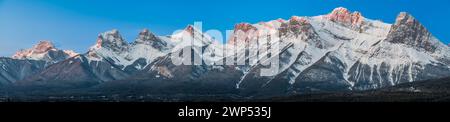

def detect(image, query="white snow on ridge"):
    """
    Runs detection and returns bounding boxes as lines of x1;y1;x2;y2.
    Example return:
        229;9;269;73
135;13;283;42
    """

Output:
127;44;165;66
360;42;437;65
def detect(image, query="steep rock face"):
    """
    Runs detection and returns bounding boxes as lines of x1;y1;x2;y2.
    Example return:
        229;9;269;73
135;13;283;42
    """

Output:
91;29;128;52
279;16;314;37
326;7;364;29
17;55;129;87
386;12;437;52
291;51;350;93
133;29;168;51
0;58;46;85
228;23;258;45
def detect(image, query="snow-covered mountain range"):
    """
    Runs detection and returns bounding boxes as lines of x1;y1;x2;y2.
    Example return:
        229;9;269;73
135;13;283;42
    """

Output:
1;7;449;97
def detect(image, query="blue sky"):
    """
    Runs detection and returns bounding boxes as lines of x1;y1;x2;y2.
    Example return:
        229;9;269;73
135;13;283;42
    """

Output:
0;0;449;56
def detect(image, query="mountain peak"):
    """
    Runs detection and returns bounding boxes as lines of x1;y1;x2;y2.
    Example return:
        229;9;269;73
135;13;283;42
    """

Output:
182;25;204;36
185;25;194;31
63;50;79;57
140;28;150;34
227;23;259;45
326;7;364;27
386;12;438;52
105;29;121;38
234;23;257;32
92;29;128;51
276;18;286;23
12;40;77;61
278;16;313;36
289;16;309;24
185;25;197;34
331;7;349;13
32;40;56;53
287;16;311;28
135;28;158;44
133;28;168;51
12;40;57;59
395;12;416;26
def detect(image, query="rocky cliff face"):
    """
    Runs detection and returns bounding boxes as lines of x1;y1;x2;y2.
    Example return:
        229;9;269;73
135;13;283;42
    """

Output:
387;12;437;52
326;7;364;29
0;58;46;85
